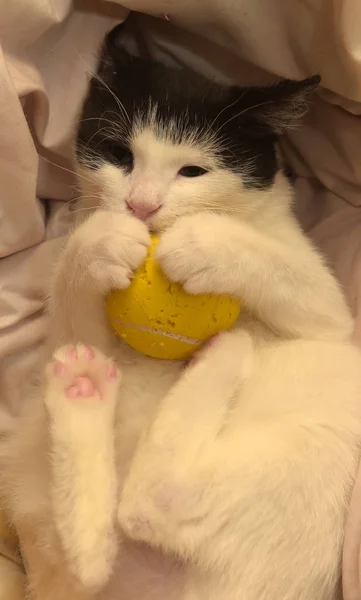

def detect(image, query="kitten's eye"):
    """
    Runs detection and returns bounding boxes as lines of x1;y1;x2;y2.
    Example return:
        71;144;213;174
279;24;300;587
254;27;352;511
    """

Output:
109;146;134;171
178;166;208;178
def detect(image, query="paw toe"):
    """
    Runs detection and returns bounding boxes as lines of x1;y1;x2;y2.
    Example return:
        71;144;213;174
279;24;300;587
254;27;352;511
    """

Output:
66;376;98;399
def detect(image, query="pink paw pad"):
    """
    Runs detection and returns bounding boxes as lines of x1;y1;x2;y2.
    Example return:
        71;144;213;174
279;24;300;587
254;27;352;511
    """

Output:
67;376;97;399
50;345;119;401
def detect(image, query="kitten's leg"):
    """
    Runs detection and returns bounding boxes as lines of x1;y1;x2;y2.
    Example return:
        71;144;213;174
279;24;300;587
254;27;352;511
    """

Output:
16;521;92;600
117;336;346;600
157;213;353;341
117;331;254;551
44;343;121;589
41;208;148;591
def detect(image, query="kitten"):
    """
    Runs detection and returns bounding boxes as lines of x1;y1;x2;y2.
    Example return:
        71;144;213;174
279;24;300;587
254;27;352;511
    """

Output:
1;22;361;600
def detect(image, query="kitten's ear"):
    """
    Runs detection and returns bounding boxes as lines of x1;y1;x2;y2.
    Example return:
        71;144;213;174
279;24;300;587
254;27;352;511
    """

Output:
103;22;132;66
235;75;320;134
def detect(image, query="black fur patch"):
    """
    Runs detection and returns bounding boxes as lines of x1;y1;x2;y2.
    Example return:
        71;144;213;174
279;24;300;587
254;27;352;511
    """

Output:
76;23;319;190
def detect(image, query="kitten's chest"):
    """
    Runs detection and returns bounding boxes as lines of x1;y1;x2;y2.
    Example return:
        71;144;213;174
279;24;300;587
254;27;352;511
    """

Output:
113;351;183;474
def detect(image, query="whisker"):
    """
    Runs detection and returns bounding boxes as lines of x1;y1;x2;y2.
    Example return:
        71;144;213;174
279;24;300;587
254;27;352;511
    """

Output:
78;116;121;129
39;155;97;186
214;100;275;137
70;206;100;214
86;124;128;147
47;45;131;128
195;201;244;214
71;192;104;200
74;49;131;126
206;92;247;136
70;197;103;206
100;109;130;123
86;126;114;147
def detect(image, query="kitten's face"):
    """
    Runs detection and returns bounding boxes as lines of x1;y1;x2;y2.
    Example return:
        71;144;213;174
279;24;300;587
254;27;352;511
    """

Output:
77;123;250;232
75;24;319;232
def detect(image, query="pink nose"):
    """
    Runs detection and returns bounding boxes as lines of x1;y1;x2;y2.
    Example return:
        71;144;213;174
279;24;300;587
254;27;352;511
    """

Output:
126;201;162;221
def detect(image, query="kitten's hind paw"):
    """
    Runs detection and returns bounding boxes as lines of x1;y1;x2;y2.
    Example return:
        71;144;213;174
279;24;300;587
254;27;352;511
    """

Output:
45;344;120;424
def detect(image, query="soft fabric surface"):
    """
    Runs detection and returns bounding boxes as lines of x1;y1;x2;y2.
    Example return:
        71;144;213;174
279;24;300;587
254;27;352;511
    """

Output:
1;1;361;597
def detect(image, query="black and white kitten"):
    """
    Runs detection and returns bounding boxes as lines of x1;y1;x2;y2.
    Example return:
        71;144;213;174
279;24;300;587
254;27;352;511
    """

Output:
2;22;361;600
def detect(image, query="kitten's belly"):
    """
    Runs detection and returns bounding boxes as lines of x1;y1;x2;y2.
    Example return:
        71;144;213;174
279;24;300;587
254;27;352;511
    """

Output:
113;348;184;476
108;350;186;600
107;540;185;600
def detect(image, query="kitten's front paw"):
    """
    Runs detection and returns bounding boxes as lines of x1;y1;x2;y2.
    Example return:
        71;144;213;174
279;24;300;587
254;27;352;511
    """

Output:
156;213;241;296
68;211;151;293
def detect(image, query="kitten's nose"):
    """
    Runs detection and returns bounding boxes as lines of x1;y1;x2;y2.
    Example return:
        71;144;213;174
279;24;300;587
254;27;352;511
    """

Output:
126;201;162;221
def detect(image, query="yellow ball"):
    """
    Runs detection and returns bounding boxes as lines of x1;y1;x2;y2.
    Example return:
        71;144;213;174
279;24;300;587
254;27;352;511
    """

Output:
106;236;241;360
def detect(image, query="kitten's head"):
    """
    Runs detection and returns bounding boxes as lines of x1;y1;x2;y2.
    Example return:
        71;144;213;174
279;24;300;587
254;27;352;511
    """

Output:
75;23;319;231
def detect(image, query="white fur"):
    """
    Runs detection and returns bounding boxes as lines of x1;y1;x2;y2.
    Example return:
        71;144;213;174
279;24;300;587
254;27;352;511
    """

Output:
44;345;120;588
1;123;361;600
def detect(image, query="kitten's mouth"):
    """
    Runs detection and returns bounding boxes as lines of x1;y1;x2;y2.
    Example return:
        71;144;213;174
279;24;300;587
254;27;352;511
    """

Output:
145;215;167;234
125;205;165;233
148;222;162;233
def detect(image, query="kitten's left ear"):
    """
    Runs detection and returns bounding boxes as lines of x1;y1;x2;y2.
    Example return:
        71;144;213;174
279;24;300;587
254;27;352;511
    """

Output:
237;75;320;134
